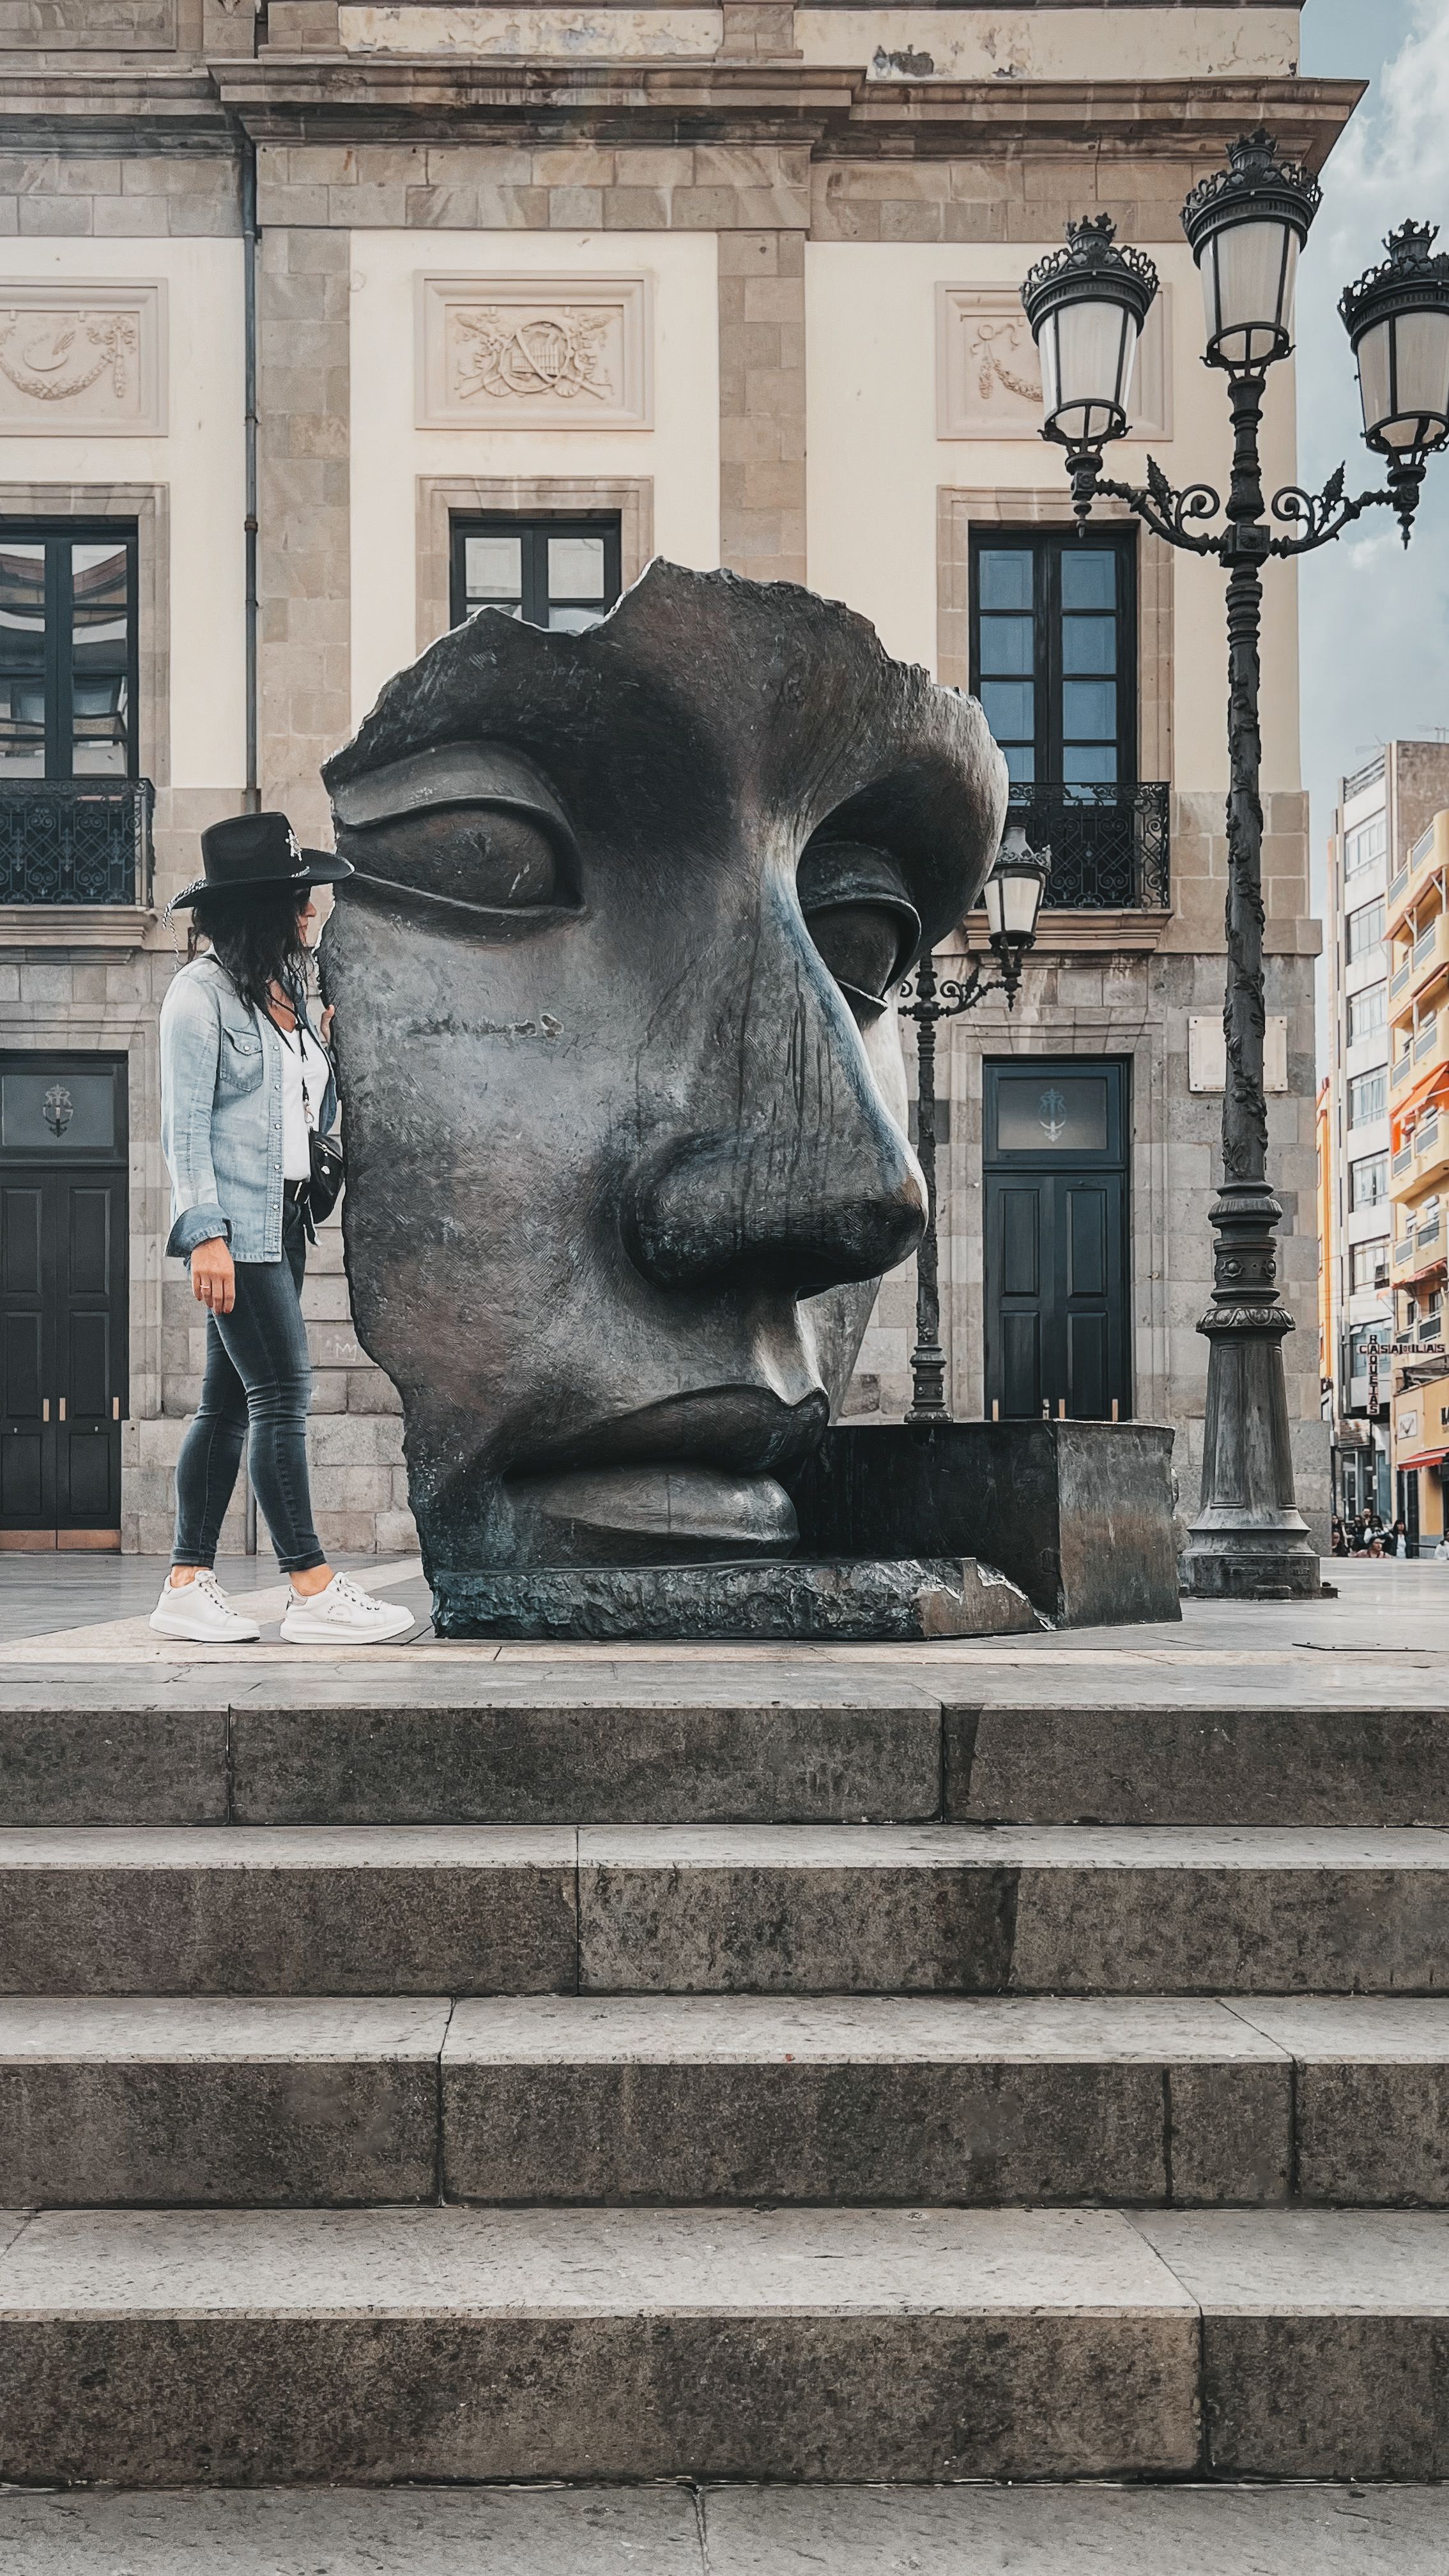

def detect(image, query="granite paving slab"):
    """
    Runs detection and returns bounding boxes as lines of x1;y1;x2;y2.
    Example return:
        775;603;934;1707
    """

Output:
441;1994;1289;2204
0;1997;451;2207
0;1828;577;1996
1133;2208;1449;2478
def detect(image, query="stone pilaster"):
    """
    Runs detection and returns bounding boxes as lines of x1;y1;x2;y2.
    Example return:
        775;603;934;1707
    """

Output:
256;226;350;844
718;229;806;584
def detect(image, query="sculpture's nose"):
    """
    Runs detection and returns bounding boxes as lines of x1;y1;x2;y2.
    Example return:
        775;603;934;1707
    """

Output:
629;1124;925;1293
625;946;927;1295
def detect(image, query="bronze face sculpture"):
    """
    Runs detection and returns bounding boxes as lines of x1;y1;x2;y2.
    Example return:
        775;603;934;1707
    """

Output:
322;563;1007;1580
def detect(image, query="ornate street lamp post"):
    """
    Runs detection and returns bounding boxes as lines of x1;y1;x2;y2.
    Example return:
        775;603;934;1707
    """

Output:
900;824;1050;1421
1022;135;1449;1598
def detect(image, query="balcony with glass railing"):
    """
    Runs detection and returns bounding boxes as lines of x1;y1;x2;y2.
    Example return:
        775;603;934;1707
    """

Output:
1388;811;1449;935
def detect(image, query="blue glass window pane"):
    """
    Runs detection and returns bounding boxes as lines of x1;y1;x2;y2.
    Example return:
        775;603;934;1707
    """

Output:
1063;680;1117;739
1003;744;1036;785
1061;551;1116;610
1064;744;1119;785
979;615;1034;677
981;680;1034;740
1062;615;1116;675
979;550;1034;611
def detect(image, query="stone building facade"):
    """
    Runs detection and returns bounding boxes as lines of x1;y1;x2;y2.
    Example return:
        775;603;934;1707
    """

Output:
0;0;1348;1558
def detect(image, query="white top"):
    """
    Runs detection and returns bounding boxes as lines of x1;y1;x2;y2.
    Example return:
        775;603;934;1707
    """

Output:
278;1020;330;1183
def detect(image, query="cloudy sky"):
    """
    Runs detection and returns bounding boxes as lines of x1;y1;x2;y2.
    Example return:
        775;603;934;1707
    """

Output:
1298;0;1449;915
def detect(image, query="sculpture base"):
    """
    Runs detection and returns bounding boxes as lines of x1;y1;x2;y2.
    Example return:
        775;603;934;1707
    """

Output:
431;1554;1038;1643
788;1419;1181;1629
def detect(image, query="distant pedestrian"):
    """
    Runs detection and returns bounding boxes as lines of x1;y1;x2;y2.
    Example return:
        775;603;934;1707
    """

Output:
1390;1519;1411;1559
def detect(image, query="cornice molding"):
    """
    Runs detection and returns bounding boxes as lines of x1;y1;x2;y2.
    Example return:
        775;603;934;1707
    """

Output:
0;63;1363;165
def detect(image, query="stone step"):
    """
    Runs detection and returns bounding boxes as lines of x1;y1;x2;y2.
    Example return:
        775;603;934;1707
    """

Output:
0;1998;448;2207
7;1993;1449;2211
442;1993;1449;2209
8;1988;1443;2215
3;2204;1448;2483
0;1675;944;1829
4;2480;1447;2573
3;1825;1448;1997
11;1679;1449;1830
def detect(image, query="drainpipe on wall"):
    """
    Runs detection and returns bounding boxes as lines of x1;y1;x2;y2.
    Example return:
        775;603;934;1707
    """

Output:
243;134;260;1556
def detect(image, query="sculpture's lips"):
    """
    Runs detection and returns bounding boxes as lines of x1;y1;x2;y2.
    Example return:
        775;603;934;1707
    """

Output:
512;1384;830;1482
503;1386;827;1560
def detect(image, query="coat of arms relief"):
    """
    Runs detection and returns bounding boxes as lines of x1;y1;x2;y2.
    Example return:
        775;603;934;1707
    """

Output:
453;307;615;408
418;274;652;431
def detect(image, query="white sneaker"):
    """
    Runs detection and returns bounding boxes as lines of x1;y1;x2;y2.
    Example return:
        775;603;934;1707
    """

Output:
149;1568;262;1644
279;1570;417;1645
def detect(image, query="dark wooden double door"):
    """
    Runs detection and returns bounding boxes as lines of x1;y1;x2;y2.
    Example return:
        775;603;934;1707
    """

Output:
984;1057;1131;1422
0;1057;127;1540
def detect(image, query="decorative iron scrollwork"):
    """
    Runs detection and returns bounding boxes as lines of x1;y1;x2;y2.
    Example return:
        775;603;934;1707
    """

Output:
0;781;153;907
1006;782;1170;911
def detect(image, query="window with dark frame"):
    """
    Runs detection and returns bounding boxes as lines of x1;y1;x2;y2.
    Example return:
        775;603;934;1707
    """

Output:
1346;898;1385;963
970;528;1137;791
449;514;623;634
0;526;138;782
1349;1151;1389;1209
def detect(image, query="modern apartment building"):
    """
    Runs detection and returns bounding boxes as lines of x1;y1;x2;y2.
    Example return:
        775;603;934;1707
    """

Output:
0;1;1346;1556
1388;804;1449;1552
1323;743;1449;1524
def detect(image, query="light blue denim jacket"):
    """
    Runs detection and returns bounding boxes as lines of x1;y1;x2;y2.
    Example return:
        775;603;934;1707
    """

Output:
160;954;337;1263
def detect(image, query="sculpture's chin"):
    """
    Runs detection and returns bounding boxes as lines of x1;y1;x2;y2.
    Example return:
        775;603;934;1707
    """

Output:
504;1463;799;1565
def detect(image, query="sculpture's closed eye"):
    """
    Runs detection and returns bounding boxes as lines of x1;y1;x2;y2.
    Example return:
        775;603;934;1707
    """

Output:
345;802;579;926
806;900;914;1020
796;835;921;1022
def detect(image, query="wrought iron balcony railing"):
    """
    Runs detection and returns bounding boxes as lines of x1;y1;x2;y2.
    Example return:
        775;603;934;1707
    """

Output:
0;779;154;907
1006;781;1170;911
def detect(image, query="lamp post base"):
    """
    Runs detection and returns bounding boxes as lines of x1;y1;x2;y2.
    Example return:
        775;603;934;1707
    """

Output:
1179;1523;1324;1600
1179;1272;1322;1600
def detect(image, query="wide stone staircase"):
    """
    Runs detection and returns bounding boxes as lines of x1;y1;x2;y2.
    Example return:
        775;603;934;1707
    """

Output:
3;1666;1449;2503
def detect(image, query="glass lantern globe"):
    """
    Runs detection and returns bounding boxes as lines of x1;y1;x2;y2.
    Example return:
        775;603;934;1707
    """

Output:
1020;217;1160;450
1181;129;1321;372
983;823;1051;961
1340;222;1449;459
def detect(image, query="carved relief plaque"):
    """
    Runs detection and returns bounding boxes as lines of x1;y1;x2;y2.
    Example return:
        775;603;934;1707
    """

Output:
417;274;653;432
0;282;167;437
937;283;1171;441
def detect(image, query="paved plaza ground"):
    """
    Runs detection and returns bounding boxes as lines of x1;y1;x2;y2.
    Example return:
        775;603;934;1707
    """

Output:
1;1546;1444;1681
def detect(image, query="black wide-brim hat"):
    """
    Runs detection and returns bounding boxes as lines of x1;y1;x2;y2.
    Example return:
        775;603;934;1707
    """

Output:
168;810;354;914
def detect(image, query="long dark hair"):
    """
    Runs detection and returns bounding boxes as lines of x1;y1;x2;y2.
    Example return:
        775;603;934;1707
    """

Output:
187;884;311;1018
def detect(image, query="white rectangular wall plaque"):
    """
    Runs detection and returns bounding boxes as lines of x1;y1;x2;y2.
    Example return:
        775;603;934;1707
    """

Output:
1189;1015;1288;1094
0;282;167;437
937;282;1170;442
417;273;653;432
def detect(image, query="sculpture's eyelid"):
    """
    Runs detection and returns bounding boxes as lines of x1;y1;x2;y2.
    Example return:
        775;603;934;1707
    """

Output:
351;792;576;852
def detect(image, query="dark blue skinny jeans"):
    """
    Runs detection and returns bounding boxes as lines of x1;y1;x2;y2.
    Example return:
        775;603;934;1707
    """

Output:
172;1199;325;1575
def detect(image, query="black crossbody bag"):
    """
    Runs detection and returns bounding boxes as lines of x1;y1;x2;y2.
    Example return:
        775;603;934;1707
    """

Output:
280;1011;344;1228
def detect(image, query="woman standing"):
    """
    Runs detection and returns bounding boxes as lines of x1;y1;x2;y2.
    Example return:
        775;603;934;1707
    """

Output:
150;813;413;1646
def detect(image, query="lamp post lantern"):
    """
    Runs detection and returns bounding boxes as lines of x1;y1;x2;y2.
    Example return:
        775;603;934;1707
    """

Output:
900;824;1050;1422
1022;132;1449;1598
